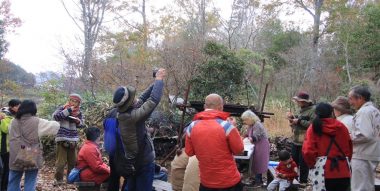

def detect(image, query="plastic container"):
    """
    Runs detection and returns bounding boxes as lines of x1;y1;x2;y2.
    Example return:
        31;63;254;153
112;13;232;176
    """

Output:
268;161;279;167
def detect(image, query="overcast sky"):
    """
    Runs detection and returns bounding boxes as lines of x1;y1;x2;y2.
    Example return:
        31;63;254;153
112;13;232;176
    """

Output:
5;0;311;74
5;0;79;74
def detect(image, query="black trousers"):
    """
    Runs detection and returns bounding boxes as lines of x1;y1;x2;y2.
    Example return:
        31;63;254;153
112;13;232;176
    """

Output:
199;182;243;191
107;155;127;191
291;144;309;183
325;178;350;191
0;153;9;191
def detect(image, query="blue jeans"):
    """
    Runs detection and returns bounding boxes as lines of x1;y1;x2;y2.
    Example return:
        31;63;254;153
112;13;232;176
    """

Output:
154;170;168;182
8;169;38;191
125;162;154;191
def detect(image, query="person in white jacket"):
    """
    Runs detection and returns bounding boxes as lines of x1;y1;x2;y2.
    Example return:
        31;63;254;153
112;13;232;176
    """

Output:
331;96;354;135
348;86;380;191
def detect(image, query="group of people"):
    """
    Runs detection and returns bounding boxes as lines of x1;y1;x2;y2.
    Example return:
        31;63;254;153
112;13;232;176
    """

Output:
170;93;270;191
0;68;168;191
0;93;91;191
269;86;380;191
171;85;380;191
0;66;379;191
0;99;62;191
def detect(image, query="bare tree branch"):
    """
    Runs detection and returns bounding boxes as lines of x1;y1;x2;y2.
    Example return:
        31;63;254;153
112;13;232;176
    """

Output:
294;0;315;17
60;0;84;32
114;12;143;32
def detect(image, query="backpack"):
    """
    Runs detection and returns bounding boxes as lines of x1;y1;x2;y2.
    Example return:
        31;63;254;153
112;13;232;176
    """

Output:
103;117;120;156
67;166;88;183
13;118;42;170
113;121;136;178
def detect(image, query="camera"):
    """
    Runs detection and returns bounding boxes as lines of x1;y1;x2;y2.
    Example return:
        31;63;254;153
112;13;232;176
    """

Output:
153;68;159;78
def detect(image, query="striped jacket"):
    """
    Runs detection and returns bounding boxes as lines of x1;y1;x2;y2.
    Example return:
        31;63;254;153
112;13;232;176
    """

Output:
185;109;243;189
53;106;84;142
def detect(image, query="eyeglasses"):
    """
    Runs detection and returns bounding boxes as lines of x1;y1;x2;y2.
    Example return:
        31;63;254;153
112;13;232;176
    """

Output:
69;99;80;103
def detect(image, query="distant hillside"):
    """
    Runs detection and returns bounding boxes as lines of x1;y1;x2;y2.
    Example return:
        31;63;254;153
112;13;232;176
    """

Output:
35;71;61;85
0;60;35;87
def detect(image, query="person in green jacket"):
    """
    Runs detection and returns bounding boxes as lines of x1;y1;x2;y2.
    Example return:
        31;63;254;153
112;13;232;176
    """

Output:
0;99;21;191
287;92;315;186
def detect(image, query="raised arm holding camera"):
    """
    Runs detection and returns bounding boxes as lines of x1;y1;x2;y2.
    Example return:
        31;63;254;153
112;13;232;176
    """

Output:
112;68;166;191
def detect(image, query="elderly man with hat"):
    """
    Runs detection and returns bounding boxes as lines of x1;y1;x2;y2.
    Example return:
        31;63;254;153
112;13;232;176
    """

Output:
286;91;315;186
113;68;166;191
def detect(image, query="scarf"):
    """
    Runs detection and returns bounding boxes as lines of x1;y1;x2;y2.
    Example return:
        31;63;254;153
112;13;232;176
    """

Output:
63;102;80;117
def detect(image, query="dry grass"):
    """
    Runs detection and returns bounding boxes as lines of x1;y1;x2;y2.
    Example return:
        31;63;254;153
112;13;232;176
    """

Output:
263;99;293;138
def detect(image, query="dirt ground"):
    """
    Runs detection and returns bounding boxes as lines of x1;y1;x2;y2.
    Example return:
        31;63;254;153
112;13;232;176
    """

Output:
35;163;76;191
32;137;380;191
33;161;379;191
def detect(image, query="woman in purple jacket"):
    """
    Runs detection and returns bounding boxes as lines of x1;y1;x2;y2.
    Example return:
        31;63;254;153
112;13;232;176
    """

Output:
241;110;270;187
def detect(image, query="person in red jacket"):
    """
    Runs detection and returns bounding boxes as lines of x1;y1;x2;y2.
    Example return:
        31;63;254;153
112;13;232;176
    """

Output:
77;127;110;185
185;94;244;191
267;150;298;191
302;103;352;191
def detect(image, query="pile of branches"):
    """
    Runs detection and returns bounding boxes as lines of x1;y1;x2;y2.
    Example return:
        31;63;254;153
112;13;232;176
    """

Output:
81;101;113;128
148;110;179;159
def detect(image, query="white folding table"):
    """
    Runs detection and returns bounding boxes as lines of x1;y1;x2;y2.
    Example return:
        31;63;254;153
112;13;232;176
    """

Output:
234;143;255;176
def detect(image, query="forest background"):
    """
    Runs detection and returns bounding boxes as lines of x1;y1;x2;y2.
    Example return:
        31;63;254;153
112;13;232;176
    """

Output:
0;0;379;139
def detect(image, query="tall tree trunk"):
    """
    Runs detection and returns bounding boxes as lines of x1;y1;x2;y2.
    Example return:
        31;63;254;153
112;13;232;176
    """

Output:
294;0;323;52
79;0;107;85
142;0;147;51
200;0;206;41
295;0;324;96
344;38;352;84
83;32;92;81
312;0;323;48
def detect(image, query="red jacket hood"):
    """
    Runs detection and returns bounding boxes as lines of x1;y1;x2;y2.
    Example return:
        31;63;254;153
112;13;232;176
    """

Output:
320;118;344;136
193;109;230;121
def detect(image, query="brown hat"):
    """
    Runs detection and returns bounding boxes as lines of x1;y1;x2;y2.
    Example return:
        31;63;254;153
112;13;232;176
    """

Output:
331;96;353;115
292;91;312;103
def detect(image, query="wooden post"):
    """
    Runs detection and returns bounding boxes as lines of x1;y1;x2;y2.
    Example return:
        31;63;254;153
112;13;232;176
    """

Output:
260;84;269;122
257;59;266;107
